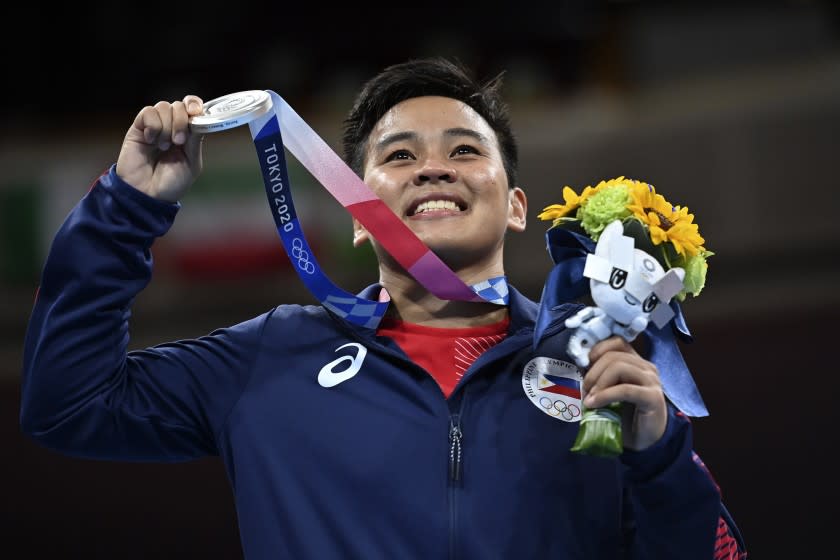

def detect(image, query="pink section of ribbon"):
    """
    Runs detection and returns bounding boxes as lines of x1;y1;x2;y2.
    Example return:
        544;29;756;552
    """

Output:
270;93;378;208
263;90;485;302
407;252;483;301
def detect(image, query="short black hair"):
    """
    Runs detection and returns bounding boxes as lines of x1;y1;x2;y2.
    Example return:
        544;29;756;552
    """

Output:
341;57;518;189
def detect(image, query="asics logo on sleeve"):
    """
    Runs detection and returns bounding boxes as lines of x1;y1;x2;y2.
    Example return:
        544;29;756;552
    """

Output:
318;343;367;387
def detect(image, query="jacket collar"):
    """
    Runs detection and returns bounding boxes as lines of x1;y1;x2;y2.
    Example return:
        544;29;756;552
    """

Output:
348;283;540;336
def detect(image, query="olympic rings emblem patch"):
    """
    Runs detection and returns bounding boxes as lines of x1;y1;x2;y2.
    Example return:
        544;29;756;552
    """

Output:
522;357;583;423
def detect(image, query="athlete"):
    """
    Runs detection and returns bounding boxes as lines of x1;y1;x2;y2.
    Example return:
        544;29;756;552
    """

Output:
21;57;747;559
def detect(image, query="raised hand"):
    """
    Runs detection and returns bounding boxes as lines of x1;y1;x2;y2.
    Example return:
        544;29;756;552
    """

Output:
115;95;205;203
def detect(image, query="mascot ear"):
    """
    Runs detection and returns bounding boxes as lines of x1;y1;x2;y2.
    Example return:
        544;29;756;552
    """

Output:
596;220;634;272
652;267;685;303
595;220;624;257
622;219;669;271
603;219;624;237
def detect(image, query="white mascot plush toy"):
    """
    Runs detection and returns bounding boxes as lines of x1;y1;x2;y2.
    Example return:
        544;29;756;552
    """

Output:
565;220;686;368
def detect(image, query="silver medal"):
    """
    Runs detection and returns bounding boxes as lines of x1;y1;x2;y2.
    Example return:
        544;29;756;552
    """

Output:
189;90;272;133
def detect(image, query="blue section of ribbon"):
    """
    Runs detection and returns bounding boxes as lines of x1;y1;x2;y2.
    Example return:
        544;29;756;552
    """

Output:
534;226;708;417
253;115;389;328
643;322;708;417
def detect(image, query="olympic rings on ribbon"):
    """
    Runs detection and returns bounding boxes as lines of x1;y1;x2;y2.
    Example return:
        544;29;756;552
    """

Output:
291;237;315;275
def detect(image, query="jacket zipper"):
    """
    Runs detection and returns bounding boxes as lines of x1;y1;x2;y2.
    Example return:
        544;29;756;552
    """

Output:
448;407;465;560
449;414;463;482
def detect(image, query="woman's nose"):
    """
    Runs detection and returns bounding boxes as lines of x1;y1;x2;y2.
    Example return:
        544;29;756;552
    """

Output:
413;160;458;185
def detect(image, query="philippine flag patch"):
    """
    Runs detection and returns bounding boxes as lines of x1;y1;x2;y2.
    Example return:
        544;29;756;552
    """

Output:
539;373;582;399
522;357;583;422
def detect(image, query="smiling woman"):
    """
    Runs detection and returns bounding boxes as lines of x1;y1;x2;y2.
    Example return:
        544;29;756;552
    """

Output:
353;95;526;296
19;56;747;559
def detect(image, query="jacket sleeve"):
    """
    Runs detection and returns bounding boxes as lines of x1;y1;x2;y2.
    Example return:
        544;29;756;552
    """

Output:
20;165;265;462
620;408;748;559
693;453;749;560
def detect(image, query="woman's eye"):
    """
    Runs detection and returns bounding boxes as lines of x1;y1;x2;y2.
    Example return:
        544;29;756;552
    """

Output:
451;145;479;156
385;149;414;162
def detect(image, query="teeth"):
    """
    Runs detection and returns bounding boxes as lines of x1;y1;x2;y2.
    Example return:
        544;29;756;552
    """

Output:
415;200;460;214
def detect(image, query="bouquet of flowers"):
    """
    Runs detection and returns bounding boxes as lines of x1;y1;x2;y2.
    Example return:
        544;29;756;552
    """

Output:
538;176;712;457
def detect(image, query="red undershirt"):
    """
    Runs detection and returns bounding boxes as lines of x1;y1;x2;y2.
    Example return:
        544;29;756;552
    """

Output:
377;316;510;398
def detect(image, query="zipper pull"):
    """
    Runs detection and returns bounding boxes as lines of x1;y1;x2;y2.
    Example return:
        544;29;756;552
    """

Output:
449;417;463;482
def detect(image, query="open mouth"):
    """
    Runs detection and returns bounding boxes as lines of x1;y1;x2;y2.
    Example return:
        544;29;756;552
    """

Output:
408;195;467;216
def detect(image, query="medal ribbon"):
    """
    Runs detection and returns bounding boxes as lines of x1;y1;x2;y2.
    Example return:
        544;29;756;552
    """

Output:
247;90;509;328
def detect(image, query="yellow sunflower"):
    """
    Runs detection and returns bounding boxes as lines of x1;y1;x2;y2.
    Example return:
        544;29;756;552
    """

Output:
646;206;705;258
627;182;672;224
538;185;598;225
626;182;704;257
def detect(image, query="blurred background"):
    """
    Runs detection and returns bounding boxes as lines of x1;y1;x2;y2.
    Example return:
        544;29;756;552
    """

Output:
3;0;839;557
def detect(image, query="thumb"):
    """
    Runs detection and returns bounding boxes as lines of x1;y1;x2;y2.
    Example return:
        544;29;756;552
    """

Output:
183;95;205;170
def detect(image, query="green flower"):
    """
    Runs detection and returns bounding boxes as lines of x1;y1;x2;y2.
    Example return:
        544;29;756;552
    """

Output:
679;250;712;299
578;185;632;239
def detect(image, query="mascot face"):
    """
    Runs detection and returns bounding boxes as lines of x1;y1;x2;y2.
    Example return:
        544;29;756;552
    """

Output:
585;220;685;329
590;247;668;326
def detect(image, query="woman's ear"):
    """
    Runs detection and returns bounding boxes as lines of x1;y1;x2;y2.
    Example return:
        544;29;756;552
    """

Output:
352;218;370;248
507;187;527;233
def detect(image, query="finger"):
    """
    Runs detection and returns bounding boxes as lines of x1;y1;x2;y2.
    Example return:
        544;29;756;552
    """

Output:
582;347;659;398
153;101;174;151
132;105;163;146
581;341;639;393
179;96;205;164
183;95;204;115
588;336;637;365
584;368;662;406
584;382;660;411
170;101;190;146
583;356;645;396
586;356;658;395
